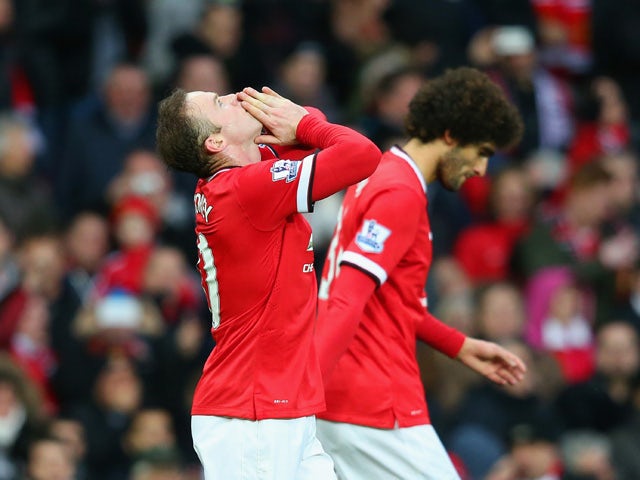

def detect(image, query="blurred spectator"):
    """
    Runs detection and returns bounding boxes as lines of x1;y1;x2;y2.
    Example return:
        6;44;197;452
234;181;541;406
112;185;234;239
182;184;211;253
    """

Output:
475;281;526;343
89;0;147;90
140;247;206;463
560;430;616;480
56;63;157;219
488;25;574;158
171;0;265;91
64;212;110;304
14;0;95;108
488;419;563;480
385;0;479;75
173;54;230;95
130;456;185;480
512;162;636;333
273;41;341;122
357;66;424;149
541;283;595;383
314;0;393;106
49;416;89;480
612;266;640;336
68;356;144;480
610;373;640;480
0;354;47;480
556;321;639;433
448;340;561;479
105;150;195;259
25;436;76;480
123;408;181;472
143;0;206;87
592;0;640;141
0;0;35;114
455;166;534;283
428;256;474;315
0;234;82;408
72;289;164;365
0;113;56;240
141;247;201;327
93;196;159;297
9;293;58;414
568;77;631;173
599;151;640;246
530;0;592;76
0;216;19;344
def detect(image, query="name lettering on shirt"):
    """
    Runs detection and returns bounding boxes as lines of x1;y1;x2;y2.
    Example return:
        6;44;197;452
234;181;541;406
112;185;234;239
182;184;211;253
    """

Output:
194;193;213;223
355;219;391;253
270;160;301;183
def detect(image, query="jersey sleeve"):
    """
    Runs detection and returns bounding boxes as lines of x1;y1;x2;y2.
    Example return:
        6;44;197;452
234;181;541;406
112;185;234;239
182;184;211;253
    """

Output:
415;310;466;358
233;152;318;230
339;187;423;286
315;265;377;380
235;114;379;230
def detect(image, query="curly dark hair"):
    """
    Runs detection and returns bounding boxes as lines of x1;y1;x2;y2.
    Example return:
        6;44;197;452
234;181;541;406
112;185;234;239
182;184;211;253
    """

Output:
156;89;221;178
405;67;523;149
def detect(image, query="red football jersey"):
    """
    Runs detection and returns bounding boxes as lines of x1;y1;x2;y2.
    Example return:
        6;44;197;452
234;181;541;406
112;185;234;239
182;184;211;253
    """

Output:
191;151;323;420
191;114;380;420
317;146;463;428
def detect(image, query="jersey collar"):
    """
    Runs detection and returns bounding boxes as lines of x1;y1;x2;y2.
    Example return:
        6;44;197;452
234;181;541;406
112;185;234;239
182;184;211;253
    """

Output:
390;145;427;193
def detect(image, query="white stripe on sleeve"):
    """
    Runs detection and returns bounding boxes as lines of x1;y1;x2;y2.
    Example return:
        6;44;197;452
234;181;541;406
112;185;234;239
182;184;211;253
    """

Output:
296;154;314;212
340;251;388;285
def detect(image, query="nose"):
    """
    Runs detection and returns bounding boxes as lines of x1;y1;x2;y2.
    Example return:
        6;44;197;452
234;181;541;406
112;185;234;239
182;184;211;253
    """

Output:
221;93;238;106
474;157;489;177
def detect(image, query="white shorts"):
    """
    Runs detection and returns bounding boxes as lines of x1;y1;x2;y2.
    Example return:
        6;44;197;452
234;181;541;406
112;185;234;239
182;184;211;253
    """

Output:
316;419;461;480
191;415;337;480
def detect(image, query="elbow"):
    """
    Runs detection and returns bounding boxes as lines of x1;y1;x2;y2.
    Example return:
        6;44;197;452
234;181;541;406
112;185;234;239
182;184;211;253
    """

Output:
350;139;381;179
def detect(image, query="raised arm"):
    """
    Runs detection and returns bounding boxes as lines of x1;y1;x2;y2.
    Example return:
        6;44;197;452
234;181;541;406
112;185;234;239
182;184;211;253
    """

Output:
238;86;380;202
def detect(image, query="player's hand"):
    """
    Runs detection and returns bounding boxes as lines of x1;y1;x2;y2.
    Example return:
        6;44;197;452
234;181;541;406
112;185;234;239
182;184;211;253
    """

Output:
456;337;526;386
237;86;308;145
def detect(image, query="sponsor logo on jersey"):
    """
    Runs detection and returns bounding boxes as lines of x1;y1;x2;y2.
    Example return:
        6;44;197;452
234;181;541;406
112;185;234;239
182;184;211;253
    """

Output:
355;219;391;253
270;160;301;183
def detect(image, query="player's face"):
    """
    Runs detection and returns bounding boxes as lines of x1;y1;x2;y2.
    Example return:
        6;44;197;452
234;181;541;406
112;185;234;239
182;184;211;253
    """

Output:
186;91;262;144
436;143;494;191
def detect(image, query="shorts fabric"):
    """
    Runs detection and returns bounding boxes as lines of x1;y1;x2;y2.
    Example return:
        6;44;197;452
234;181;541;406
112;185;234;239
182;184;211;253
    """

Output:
316;419;460;480
192;415;337;480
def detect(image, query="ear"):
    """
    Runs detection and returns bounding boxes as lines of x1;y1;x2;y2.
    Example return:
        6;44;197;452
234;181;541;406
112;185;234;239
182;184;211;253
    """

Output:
443;130;458;147
204;133;226;154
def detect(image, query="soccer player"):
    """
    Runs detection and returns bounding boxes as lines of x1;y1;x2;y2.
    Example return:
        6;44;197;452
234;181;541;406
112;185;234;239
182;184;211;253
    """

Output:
315;67;527;480
155;86;380;480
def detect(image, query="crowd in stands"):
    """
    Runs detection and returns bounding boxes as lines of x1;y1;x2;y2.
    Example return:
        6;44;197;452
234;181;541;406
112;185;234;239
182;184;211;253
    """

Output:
1;0;640;479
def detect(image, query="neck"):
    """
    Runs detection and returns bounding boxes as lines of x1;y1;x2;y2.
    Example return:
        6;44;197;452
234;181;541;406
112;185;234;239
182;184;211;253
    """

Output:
400;138;451;184
225;142;262;167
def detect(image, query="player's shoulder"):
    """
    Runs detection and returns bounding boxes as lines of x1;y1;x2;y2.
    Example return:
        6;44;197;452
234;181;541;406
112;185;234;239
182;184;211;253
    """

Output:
363;147;425;196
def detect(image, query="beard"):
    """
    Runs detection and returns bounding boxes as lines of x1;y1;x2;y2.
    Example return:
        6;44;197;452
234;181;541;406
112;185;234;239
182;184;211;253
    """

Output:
436;147;470;192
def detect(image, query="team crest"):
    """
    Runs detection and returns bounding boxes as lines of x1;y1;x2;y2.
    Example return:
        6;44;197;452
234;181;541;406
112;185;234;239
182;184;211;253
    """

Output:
270;160;301;183
355;219;391;253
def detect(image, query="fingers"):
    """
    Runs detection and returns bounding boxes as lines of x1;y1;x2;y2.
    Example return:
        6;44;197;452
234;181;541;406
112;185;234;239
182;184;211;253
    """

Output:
261;86;284;98
254;134;282;145
240;87;279;107
238;98;270;125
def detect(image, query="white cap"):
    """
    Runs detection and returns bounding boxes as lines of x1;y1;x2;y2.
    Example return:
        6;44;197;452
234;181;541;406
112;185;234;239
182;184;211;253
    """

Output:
492;26;535;56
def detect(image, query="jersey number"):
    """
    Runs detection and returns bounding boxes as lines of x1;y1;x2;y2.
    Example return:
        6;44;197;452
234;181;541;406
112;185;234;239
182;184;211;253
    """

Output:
197;233;221;328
